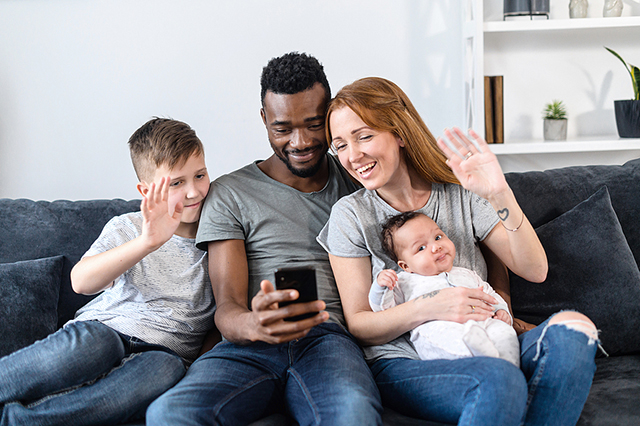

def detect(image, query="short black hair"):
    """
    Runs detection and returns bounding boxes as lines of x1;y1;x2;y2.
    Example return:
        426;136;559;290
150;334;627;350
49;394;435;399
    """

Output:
381;211;421;262
260;52;331;106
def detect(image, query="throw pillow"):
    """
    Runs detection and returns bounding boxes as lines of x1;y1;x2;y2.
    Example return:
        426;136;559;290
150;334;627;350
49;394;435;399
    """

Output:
0;256;63;357
510;186;640;356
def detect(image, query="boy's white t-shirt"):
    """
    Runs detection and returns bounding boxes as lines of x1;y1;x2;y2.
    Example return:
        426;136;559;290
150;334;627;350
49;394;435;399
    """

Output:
72;212;215;363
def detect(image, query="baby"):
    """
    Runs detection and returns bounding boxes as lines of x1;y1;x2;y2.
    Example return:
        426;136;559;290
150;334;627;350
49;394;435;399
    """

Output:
371;211;520;366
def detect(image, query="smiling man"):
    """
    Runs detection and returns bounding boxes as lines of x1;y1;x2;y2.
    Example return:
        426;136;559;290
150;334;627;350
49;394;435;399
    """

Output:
147;52;382;426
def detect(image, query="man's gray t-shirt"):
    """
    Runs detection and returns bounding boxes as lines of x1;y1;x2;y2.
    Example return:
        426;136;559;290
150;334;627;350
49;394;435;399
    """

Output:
317;183;500;362
72;212;215;363
196;154;359;327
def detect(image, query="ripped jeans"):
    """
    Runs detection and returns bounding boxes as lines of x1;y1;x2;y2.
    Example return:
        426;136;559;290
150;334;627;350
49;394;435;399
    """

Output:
0;320;186;426
518;313;598;426
371;311;597;426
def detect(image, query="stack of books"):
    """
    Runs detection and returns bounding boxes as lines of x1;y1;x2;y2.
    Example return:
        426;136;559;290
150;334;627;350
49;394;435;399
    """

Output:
484;76;504;144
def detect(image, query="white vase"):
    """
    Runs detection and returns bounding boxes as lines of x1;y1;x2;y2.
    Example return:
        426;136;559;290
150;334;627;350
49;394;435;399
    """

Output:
569;0;588;18
544;119;568;141
603;0;623;17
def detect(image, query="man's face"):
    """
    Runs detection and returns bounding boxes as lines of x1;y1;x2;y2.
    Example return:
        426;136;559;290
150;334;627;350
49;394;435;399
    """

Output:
261;82;329;178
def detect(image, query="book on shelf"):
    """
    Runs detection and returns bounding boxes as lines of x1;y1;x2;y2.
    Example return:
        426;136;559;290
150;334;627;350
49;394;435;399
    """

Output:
484;76;504;144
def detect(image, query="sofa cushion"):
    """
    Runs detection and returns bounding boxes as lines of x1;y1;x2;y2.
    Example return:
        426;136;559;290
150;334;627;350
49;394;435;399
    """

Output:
0;198;141;327
505;158;640;278
510;186;640;356
0;256;63;357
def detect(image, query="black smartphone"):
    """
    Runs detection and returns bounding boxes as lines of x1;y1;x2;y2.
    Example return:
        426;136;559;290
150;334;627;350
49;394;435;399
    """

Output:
274;266;319;321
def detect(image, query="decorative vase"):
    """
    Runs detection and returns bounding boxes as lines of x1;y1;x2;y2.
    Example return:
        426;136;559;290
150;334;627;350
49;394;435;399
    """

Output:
603;0;623;17
504;0;550;18
569;0;588;18
614;100;640;138
544;119;568;141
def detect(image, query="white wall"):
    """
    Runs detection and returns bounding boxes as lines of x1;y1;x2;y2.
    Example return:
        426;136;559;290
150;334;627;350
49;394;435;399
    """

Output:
0;0;463;200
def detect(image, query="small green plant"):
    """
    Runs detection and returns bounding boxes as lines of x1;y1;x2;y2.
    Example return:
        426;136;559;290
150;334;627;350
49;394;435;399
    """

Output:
605;46;640;101
542;100;567;120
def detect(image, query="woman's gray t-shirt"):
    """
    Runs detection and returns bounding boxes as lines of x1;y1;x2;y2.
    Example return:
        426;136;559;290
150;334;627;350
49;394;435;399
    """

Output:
317;183;500;362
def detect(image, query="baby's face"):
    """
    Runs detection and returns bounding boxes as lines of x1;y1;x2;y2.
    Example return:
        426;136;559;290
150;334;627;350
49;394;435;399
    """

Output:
395;215;456;276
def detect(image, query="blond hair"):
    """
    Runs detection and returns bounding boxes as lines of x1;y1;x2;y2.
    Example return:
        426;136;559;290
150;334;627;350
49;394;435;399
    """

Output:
128;118;204;182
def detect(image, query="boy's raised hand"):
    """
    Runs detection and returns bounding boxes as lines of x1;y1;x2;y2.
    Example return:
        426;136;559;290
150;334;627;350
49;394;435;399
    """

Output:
141;177;183;250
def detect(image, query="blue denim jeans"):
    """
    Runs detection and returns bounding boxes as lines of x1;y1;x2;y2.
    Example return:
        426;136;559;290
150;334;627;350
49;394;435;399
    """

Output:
371;313;597;426
0;320;186;426
146;322;382;426
518;315;597;426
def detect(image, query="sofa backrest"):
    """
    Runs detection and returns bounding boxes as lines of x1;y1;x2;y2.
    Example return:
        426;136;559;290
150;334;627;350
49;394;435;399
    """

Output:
505;158;640;269
0;198;140;327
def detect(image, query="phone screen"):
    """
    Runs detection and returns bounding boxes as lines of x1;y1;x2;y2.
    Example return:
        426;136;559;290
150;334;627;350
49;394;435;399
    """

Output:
274;267;319;321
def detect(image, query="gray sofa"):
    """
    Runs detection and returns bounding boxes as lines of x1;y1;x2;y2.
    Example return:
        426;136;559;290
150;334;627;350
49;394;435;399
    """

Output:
2;158;640;425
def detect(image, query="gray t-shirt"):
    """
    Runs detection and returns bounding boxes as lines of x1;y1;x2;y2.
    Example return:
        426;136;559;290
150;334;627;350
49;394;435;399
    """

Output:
196;154;359;327
73;212;215;363
316;183;500;362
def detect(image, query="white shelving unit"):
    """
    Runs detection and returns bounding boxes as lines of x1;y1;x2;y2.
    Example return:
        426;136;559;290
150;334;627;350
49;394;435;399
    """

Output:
468;1;640;170
487;138;640;155
484;15;640;32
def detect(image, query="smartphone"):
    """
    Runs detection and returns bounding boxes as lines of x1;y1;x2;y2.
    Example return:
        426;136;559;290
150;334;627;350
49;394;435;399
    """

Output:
274;266;319;321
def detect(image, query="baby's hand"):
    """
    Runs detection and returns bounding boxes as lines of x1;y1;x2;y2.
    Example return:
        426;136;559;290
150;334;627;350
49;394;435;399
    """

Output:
377;269;398;290
494;309;511;325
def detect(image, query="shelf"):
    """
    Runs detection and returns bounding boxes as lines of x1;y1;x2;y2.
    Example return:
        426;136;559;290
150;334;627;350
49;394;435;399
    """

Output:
486;138;640;155
484;16;640;33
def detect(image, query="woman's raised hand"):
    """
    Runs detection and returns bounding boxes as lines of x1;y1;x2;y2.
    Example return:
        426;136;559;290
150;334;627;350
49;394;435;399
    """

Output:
436;128;509;201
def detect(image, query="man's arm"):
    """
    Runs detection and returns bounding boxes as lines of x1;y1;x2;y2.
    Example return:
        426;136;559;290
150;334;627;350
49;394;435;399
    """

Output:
208;239;328;345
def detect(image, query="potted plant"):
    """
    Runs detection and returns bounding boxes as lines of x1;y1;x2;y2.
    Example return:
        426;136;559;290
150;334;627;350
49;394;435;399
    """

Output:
543;100;568;141
605;47;640;138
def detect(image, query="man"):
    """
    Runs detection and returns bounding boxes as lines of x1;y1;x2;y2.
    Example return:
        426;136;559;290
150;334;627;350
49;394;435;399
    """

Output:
147;52;382;426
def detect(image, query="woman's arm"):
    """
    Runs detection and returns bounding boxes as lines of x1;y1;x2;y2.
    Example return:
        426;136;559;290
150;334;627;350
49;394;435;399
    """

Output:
329;254;497;346
437;128;548;283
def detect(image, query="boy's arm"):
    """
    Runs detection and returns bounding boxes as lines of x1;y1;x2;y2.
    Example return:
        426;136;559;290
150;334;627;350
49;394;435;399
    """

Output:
208;239;328;345
71;177;182;295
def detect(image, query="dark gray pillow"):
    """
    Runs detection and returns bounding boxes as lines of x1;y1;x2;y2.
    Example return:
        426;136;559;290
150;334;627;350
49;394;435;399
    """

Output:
0;256;63;357
510;186;640;356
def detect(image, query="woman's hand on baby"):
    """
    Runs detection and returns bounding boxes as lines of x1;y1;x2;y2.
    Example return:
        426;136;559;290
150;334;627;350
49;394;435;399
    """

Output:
436;128;510;201
493;309;511;325
377;269;398;290
418;286;496;324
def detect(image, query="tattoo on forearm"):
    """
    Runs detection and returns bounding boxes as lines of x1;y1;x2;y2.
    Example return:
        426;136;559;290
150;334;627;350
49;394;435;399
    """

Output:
497;208;509;222
416;290;440;301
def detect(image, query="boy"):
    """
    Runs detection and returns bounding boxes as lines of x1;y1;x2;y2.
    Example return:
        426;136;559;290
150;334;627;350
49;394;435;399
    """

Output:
0;118;215;425
372;211;520;367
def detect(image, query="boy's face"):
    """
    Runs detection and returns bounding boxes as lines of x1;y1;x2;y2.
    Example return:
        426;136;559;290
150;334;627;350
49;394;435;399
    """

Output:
395;215;456;276
143;152;209;236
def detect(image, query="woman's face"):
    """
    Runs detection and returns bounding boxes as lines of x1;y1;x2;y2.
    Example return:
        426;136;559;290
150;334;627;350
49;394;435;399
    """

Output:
329;106;406;191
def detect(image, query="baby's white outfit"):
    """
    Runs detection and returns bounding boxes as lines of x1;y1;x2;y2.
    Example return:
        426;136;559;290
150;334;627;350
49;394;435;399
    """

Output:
369;267;520;366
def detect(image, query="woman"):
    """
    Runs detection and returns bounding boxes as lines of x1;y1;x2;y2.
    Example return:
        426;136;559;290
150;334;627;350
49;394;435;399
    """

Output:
317;77;598;426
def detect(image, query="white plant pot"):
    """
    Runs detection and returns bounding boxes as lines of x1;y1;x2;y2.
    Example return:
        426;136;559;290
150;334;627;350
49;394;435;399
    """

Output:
544;119;567;141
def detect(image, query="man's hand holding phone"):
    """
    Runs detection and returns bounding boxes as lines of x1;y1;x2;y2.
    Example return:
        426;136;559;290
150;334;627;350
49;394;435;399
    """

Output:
249;267;327;344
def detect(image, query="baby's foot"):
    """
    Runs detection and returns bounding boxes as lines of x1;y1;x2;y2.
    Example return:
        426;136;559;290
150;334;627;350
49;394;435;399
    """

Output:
462;322;499;358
